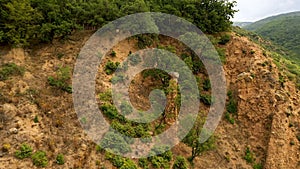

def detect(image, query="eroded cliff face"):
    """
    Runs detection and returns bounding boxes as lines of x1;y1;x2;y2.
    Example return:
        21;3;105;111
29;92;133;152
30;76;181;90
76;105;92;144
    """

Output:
217;34;300;169
0;31;299;169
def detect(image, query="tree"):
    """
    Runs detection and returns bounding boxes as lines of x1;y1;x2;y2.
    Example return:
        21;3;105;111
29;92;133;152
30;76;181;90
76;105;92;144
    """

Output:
0;0;237;46
182;115;215;162
121;0;149;15
2;0;41;46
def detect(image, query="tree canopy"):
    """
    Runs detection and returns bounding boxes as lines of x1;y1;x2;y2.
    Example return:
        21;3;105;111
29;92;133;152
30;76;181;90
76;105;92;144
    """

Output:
0;0;237;46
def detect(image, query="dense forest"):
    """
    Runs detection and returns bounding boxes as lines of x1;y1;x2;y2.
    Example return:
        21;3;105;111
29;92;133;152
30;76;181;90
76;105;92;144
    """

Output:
0;0;236;46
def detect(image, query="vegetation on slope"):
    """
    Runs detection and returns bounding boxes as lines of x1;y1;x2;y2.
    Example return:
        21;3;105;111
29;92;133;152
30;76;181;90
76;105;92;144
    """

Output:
233;26;300;89
0;0;236;46
244;11;300;59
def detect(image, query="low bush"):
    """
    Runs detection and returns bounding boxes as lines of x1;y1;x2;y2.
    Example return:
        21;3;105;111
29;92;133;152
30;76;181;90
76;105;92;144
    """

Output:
216;47;226;63
173;156;188;169
105;61;120;75
48;66;72;93
203;78;211;91
100;103;122;120
226;91;238;114
200;94;213;105
0;63;24;81
225;112;235;124
218;34;231;45
253;163;263;169
56;154;65;165
99;131;132;154
149;145;173;168
137;34;156;49
98;91;112;102
105;152;137;169
32;151;48;167
138;158;149;169
150;156;170;169
244;147;254;163
15;143;32;159
110;50;117;57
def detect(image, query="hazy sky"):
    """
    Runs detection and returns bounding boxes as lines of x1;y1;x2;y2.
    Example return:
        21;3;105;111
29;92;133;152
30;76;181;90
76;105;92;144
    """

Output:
233;0;300;22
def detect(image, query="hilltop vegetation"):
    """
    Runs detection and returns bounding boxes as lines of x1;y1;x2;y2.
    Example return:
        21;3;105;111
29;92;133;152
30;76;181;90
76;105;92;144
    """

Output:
244;11;300;60
0;0;236;46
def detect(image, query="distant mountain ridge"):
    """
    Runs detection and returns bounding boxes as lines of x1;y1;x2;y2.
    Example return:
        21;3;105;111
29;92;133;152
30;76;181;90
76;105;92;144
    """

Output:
244;11;300;61
233;22;252;27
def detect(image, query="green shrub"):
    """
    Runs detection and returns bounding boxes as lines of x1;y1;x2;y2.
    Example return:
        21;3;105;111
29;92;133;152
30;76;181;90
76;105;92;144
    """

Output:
96;145;103;152
157;45;177;53
111;155;124;168
105;61;120;75
173;156;188;169
105;153;137;169
99;131;132;154
164;45;176;53
148;145;172;168
200;94;213;105
138;158;149;169
48;66;72;93
182;117;216;162
110;121;135;138
33;116;39;123
56;154;65;165
227;91;238;114
244;147;254;163
98;91;112;102
110;50;117;57
150;156;169;169
219;34;231;45
0;63;24;81
253;163;263;169
225;112;235;124
100;103;121;120
120;159;138;169
137;34;156;49
32;151;48;167
216;47;226;63
15;143;32;159
183;56;193;71
203;78;211;91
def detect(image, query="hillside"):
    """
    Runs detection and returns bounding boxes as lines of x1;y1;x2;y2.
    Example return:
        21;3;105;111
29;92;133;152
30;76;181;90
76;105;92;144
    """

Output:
244;11;300;60
0;30;299;168
1;1;300;168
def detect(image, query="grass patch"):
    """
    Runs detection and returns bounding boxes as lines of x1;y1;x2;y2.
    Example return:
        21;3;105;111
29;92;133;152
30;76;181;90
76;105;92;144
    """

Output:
48;66;72;93
0;63;24;81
